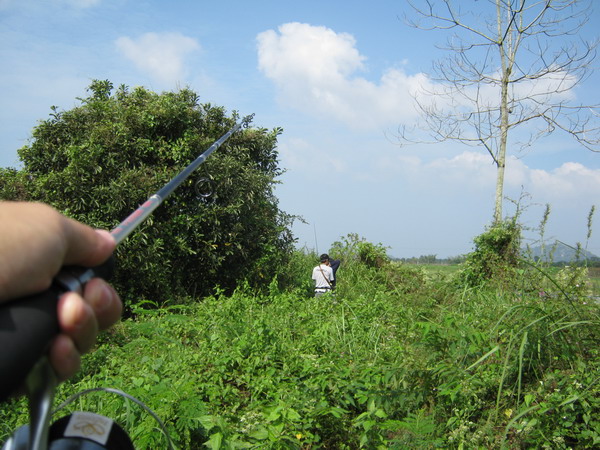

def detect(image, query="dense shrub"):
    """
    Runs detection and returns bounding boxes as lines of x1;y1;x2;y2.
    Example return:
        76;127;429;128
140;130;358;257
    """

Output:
457;219;521;288
0;80;295;305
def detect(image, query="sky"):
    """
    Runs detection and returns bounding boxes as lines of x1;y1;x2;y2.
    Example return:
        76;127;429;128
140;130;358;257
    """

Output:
1;0;599;258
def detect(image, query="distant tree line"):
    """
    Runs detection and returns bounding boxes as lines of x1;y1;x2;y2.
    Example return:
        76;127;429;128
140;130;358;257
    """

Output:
394;253;600;267
393;254;466;265
539;258;600;268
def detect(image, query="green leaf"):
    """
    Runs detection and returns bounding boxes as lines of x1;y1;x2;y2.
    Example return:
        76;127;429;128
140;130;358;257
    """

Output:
466;345;499;371
205;432;223;449
249;427;269;441
524;394;534;407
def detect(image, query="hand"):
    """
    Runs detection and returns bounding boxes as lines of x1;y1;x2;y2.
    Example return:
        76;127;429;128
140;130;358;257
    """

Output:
0;202;122;382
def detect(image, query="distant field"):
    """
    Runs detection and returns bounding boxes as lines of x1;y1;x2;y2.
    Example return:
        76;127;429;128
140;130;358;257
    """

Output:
406;263;461;277
407;263;600;295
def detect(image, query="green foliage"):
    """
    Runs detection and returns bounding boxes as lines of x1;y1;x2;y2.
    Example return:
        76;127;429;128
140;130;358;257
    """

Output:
322;234;426;301
553;266;593;298
458;219;522;288
0;168;30;201
0;81;295;305
330;233;390;269
0;192;597;450
1;254;599;448
502;360;600;449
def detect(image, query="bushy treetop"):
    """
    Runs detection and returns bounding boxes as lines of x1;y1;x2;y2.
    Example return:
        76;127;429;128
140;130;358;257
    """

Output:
0;80;295;305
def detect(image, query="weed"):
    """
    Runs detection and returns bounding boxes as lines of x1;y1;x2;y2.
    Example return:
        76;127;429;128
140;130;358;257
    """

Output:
1;234;598;448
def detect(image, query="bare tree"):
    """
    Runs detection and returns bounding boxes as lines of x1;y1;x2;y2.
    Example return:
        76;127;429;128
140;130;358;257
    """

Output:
402;0;600;223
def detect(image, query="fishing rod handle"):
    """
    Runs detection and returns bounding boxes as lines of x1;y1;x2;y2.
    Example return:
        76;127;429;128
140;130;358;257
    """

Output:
0;257;114;402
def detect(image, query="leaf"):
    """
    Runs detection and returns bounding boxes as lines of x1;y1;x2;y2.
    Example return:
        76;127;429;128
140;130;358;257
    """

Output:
360;434;369;447
267;406;282;422
249;427;269;440
558;395;580;407
374;409;387;419
524;394;534;407
198;415;217;431
362;420;376;432
285;408;301;421
205;432;223;449
367;398;376;412
466;346;499;371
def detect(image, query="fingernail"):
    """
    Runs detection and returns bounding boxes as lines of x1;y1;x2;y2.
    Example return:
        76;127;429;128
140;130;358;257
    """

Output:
95;229;114;240
61;293;83;331
94;229;116;250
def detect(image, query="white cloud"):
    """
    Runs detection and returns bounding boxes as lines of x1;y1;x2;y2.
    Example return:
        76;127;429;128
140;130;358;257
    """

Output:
0;0;101;9
372;150;600;209
278;136;347;174
257;22;427;130
257;22;364;82
528;162;600;200
256;22;581;137
61;0;101;8
465;69;578;113
115;32;200;86
373;150;496;189
426;151;496;187
515;68;577;104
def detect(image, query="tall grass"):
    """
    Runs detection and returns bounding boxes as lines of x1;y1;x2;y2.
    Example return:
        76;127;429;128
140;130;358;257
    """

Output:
0;247;598;448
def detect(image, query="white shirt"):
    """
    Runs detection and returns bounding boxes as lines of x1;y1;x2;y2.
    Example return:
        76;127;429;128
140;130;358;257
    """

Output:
312;264;334;289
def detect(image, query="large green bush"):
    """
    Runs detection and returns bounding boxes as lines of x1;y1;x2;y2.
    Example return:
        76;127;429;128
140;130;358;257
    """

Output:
0;80;295;305
458;219;522;288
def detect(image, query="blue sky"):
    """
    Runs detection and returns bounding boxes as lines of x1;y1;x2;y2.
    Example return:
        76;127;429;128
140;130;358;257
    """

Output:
1;0;599;258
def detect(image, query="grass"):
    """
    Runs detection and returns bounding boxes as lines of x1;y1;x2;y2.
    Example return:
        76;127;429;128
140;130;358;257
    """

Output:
0;257;598;449
588;267;600;295
410;263;461;277
414;262;600;297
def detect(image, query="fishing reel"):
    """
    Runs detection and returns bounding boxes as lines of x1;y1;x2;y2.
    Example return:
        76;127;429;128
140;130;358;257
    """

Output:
1;360;173;450
3;412;133;450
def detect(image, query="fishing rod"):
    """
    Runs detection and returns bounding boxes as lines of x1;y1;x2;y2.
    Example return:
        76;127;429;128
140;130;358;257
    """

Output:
112;114;253;244
0;113;254;449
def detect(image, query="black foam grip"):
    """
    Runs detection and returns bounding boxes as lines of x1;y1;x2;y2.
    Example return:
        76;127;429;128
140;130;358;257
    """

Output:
91;255;115;281
0;285;61;402
0;257;115;402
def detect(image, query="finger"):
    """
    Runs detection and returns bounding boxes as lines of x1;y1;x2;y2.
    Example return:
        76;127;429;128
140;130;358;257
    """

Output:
84;278;123;330
49;334;81;382
0;203;116;302
57;292;99;354
62;226;116;268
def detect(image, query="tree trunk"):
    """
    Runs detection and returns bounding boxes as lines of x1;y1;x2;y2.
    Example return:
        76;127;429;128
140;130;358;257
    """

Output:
494;0;510;224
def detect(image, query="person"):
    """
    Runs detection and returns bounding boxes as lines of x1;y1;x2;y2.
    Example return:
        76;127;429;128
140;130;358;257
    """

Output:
312;253;334;297
0;201;122;386
329;256;341;289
